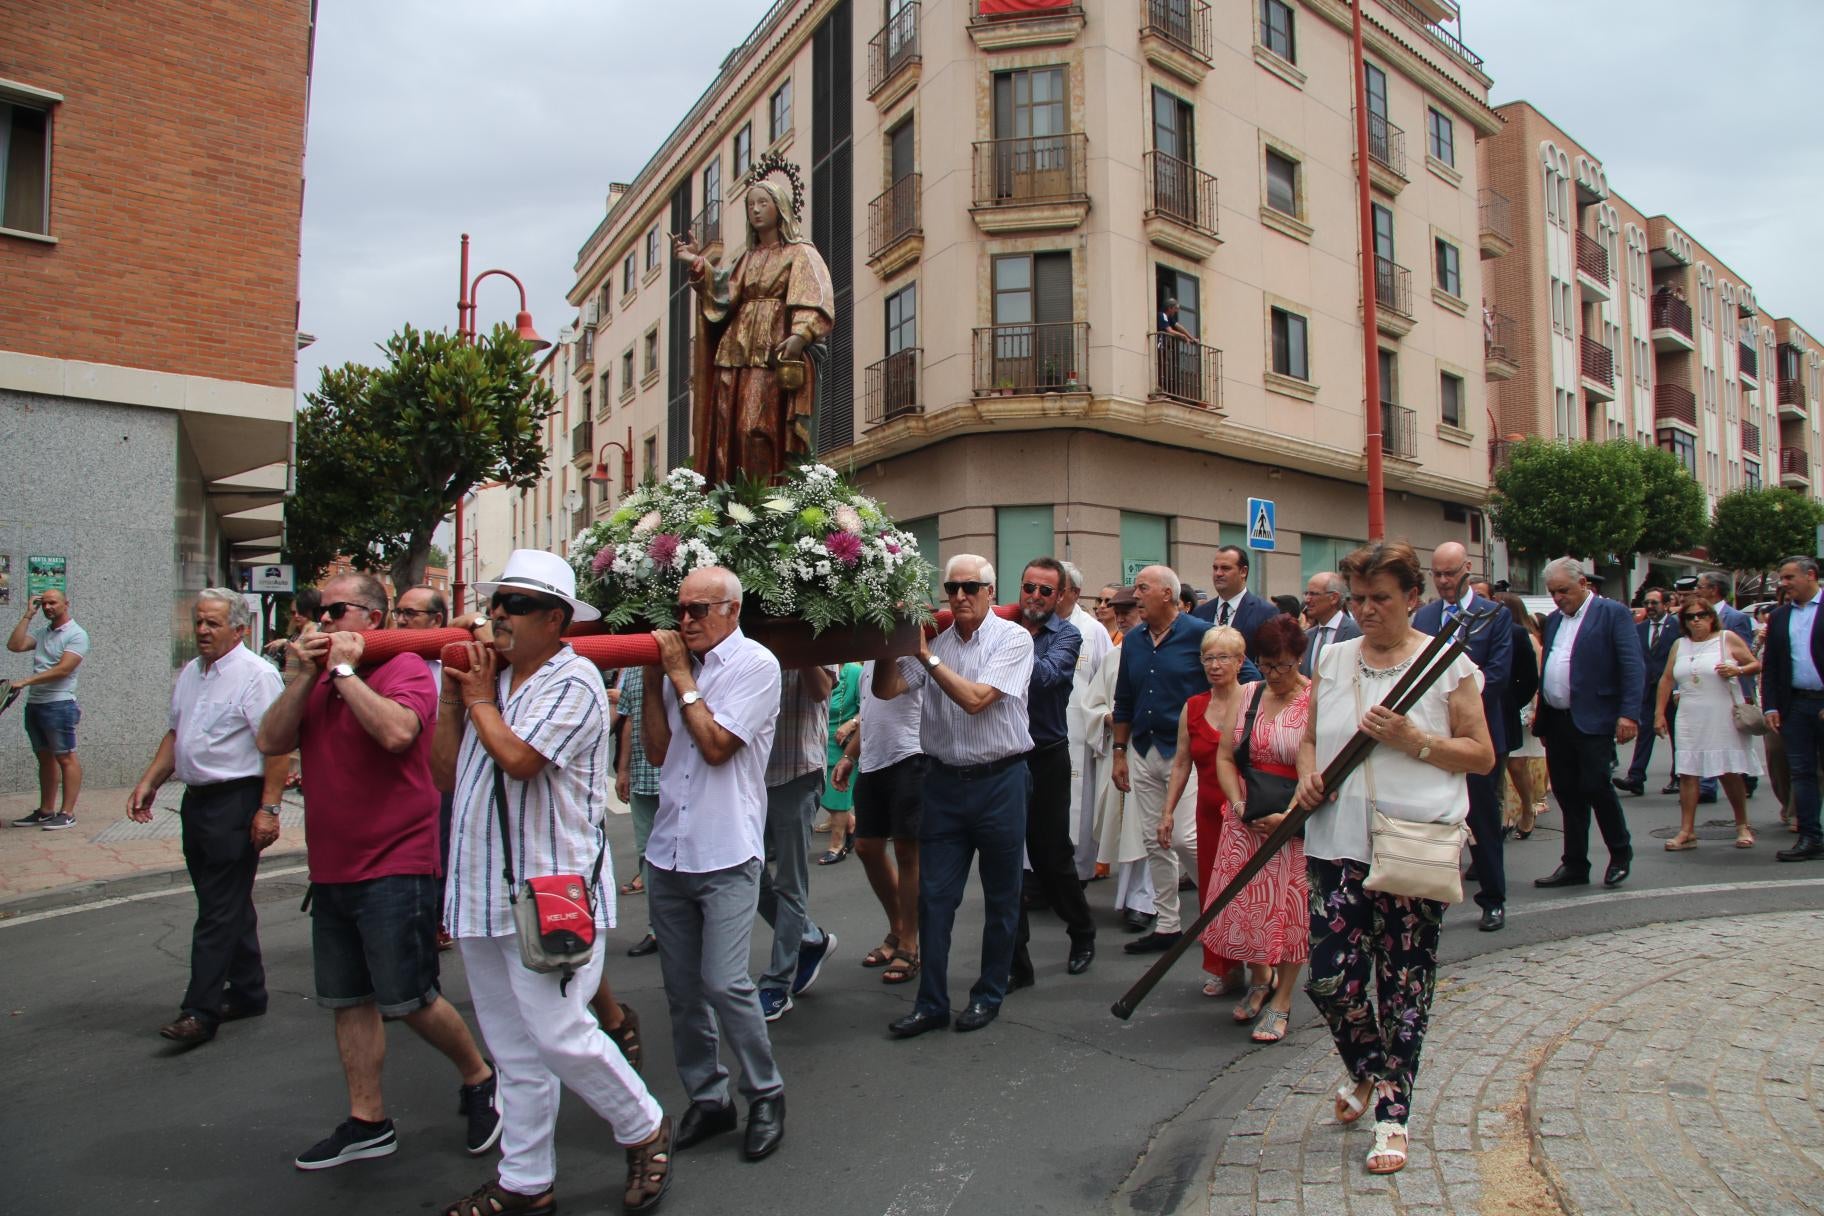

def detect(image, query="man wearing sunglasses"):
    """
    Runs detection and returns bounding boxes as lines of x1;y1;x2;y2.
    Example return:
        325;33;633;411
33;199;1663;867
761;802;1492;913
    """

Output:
256;572;501;1171
642;566;788;1163
873;554;1036;1038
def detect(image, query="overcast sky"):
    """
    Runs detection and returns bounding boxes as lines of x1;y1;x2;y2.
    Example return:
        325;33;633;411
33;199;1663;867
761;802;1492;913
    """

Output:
297;0;1823;397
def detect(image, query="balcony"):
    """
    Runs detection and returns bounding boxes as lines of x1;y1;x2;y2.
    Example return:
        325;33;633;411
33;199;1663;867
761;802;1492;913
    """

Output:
1365;113;1407;194
1380;402;1418;461
972;321;1088;395
1653;382;1696;429
967;0;1084;52
1781;446;1811;489
1580;335;1616;402
1372;255;1415;338
1483;306;1519;381
970;132;1090;234
1741;419;1762;454
571;418;594;462
1139;0;1212;85
864;348;922;427
691;200;723;260
868;173;922;278
1739;341;1758;385
572;330;595;378
1649;293;1694;353
1477;188;1512;259
1149;332;1222;410
1779;377;1808;421
1142;150;1220;260
1381;0;1486;75
1576;230;1611;302
867;1;920;107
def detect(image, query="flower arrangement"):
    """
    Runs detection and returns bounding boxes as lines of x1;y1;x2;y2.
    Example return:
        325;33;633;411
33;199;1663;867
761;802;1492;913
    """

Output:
570;462;934;634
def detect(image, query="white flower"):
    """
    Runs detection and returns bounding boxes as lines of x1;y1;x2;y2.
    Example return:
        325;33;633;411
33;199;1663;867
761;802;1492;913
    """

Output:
763;497;795;514
727;502;755;524
667;468;707;490
814;560;831;576
796;536;816;552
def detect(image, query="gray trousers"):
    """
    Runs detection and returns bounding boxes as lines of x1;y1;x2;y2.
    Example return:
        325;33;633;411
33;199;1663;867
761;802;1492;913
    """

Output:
757;770;824;992
647;858;783;1105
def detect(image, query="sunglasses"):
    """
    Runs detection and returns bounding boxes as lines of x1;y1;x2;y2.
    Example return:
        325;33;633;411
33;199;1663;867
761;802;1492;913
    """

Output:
1681;612;1711;622
944;580;989;597
319;601;379;620
676;599;733;620
1021;582;1058;598
490;592;562;616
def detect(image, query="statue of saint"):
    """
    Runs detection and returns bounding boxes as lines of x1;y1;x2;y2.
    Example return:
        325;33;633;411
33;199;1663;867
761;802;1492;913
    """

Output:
672;153;835;485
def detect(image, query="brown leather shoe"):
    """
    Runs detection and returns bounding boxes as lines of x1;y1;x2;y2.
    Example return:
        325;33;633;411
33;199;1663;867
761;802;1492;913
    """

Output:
159;1014;216;1047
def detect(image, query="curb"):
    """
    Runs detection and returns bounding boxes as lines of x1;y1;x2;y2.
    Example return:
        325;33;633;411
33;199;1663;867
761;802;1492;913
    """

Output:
0;848;309;920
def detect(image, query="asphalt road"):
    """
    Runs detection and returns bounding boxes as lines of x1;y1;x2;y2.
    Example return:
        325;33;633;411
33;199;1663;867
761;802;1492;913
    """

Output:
6;743;1822;1216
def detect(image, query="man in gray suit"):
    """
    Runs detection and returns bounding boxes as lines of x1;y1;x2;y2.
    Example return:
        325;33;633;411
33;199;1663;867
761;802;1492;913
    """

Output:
1299;571;1359;676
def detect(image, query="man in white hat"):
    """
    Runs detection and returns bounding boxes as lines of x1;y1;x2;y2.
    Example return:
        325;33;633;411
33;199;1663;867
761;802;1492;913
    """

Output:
433;549;674;1215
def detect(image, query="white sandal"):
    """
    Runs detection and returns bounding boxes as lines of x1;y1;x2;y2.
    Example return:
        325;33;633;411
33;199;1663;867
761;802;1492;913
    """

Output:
1366;1121;1409;1175
1333;1078;1371;1124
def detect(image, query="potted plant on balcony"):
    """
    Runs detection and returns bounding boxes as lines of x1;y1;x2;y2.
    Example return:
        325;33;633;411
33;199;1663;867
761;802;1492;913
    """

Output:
1064;368;1080;390
997;376;1016;396
1041;355;1059;389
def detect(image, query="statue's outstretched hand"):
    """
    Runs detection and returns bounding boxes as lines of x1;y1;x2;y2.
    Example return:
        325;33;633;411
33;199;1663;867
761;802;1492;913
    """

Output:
671;232;704;276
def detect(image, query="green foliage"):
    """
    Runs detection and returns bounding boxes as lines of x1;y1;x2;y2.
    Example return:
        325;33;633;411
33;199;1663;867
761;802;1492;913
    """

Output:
285;323;555;587
1620;442;1706;559
426;544;450;571
1489;438;1645;561
1706;487;1824;575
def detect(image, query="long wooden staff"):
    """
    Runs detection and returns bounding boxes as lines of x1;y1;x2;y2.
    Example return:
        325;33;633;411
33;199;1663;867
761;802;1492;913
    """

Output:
1110;609;1492;1020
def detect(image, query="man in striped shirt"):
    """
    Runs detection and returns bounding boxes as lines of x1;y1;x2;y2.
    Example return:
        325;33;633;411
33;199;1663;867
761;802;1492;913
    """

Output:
872;554;1035;1038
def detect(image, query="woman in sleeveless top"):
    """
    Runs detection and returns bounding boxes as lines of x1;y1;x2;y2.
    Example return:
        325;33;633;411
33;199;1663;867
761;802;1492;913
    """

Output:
1652;598;1762;850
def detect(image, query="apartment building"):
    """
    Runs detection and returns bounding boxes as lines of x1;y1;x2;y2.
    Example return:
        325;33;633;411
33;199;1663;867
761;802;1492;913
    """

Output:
0;3;314;790
503;0;1503;598
1481;100;1824;588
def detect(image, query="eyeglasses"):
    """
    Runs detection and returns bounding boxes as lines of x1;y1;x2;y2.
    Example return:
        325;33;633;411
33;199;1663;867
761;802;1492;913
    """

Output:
1021;582;1058;598
320;601;379;621
943;580;989;597
393;608;441;621
676;599;733;621
1201;653;1242;665
1260;659;1300;674
490;592;562;616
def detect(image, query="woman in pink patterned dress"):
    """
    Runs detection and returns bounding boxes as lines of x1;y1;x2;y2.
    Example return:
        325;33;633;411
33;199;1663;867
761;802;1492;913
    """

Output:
1200;614;1311;1043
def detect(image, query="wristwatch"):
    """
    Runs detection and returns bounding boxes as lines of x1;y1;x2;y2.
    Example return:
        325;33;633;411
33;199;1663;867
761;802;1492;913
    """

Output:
925;654;942;670
680;690;703;707
257;804;282;816
330;662;356;681
1416;736;1434;763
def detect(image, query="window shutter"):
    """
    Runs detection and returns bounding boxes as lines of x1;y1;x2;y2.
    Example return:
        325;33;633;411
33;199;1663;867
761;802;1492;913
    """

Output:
811;0;855;455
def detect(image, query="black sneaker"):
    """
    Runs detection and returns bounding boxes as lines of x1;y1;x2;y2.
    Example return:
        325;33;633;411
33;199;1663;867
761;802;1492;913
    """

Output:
294;1118;397;1170
40;812;75;831
10;810;51;827
458;1067;502;1156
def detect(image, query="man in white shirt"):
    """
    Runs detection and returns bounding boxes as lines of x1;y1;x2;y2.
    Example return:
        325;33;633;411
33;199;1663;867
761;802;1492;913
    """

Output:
642;566;786;1163
1059;561;1111;880
127;589;287;1047
872;555;1035;1038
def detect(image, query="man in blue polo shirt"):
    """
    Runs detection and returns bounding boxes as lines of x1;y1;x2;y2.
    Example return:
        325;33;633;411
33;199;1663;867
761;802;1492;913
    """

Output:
9;588;91;830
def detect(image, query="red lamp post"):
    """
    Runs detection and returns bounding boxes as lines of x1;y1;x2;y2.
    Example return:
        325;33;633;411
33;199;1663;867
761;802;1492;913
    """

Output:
588;427;636;498
453;232;550;613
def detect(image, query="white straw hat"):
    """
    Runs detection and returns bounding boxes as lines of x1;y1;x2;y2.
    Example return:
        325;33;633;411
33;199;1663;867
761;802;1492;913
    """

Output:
473;549;601;622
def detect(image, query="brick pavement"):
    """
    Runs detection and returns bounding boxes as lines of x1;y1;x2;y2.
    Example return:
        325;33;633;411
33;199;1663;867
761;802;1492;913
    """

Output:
1205;911;1824;1215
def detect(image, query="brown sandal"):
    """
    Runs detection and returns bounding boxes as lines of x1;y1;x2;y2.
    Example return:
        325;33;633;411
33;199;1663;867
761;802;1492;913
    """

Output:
881;949;920;984
443;1179;556;1216
605;1002;642;1074
623;1115;673;1213
862;935;900;968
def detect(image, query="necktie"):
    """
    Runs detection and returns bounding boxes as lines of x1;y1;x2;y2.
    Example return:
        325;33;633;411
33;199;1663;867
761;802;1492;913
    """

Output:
1218;602;1231;627
1309;624;1330;671
1650;620;1660;649
1443;602;1459;629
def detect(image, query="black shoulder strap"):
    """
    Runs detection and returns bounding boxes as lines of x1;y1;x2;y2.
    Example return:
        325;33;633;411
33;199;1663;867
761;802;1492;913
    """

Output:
1234;683;1267;770
492;762;517;900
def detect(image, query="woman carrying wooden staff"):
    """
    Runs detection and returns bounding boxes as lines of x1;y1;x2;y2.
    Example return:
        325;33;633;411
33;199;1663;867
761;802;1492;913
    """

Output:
1294;541;1494;1177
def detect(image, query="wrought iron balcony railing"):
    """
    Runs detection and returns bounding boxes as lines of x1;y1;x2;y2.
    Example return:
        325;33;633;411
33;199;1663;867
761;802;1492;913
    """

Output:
1143;150;1218;237
867;2;920;95
972;321;1088;394
1654;382;1696;427
1374;255;1413;319
868;173;921;258
1576;229;1609;283
1380;402;1417;459
1368;113;1406;179
863;348;922;425
1650;293;1692;339
1149;332;1222;409
972;132;1088;207
1141;0;1212;62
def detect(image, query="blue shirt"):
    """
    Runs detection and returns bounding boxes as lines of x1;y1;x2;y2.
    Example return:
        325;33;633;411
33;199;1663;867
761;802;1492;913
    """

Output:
1113;612;1212;759
1791;594;1823;691
1025;613;1082;748
27;618;90;704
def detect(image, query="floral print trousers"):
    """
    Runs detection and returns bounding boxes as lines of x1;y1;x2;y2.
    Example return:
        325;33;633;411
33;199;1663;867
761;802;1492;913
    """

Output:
1304;858;1445;1125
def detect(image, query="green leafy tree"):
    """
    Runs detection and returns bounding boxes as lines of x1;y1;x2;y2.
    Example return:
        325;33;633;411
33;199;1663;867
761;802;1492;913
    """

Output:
1707;487;1824;581
426;544;450;572
1489;438;1645;562
1613;441;1706;598
286;323;554;589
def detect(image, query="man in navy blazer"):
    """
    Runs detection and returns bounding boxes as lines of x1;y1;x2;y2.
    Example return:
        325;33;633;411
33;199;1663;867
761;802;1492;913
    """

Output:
1763;556;1824;862
1414;543;1514;930
1533;558;1644;888
1191;546;1276;657
1615;587;1678;795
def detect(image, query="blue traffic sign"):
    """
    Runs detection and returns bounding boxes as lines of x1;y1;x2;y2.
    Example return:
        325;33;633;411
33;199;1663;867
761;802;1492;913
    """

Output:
1246;498;1277;552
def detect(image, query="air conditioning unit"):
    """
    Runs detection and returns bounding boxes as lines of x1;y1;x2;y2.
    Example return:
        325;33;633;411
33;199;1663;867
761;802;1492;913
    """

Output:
583;300;600;327
557;325;576;345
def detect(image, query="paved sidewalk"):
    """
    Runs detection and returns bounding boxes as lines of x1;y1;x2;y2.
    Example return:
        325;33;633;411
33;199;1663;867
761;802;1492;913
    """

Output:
1197;910;1824;1215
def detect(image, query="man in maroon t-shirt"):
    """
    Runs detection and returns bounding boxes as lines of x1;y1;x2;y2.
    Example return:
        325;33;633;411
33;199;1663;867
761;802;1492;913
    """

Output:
257;571;502;1171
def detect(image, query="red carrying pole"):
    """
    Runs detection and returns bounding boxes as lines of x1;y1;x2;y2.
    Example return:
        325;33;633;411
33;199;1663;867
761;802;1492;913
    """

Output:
1352;1;1386;542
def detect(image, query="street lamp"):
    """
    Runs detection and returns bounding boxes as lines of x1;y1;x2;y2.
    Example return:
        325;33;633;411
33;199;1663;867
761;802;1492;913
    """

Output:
588;426;636;499
452;232;550;613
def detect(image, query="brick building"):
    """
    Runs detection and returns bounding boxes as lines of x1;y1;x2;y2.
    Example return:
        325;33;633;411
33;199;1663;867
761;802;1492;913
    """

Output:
0;2;314;789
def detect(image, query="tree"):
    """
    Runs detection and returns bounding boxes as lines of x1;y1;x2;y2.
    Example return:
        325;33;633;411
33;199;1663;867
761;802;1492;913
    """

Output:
1613;441;1706;599
286;323;554;588
426;544;450;572
1707;487;1824;582
1489;438;1644;562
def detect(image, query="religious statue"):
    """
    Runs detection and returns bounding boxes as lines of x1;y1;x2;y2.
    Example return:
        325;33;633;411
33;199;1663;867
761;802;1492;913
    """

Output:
672;152;836;485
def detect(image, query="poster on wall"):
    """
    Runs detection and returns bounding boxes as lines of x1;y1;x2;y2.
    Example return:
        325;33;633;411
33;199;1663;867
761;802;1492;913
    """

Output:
0;555;10;606
27;555;67;599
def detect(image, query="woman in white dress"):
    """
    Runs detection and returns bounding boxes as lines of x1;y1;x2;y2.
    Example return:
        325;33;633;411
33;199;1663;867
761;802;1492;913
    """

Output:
1652;597;1762;850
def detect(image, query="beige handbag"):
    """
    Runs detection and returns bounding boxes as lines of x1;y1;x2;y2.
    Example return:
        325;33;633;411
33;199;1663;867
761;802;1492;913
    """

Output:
1355;671;1466;904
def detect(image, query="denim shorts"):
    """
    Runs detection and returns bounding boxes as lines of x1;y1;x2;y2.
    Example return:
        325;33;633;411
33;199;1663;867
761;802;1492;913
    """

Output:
23;700;80;754
310;874;442;1018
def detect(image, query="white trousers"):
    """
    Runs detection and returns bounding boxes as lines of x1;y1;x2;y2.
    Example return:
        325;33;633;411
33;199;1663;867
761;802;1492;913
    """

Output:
1128;744;1198;933
459;934;662;1194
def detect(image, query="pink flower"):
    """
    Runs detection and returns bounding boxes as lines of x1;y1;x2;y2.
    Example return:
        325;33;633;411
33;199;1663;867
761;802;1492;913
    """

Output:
633;510;661;537
590;548;614;574
826;531;863;566
647;533;680;567
884;540;902;555
834;504;865;535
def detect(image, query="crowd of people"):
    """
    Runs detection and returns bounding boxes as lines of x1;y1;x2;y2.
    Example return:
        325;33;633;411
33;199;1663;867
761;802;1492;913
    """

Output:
52;537;1824;1207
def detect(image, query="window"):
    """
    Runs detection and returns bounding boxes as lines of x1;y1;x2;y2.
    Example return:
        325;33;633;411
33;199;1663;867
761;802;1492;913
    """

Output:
1271;308;1308;380
769;79;792;144
643;435;658;480
884;284;918;413
599;371;612;415
0;98;52;235
1157;265;1201;338
643;329;659;378
1372;202;1394;262
645;228;660;271
702;158;721;226
990;251;1074;389
1378;348;1398;405
1746;458;1762;491
581;387;592;418
886;283;916;354
620;350;635;396
1434;238;1460;297
622;253;636;296
1659;428;1697;477
1265;148;1298;216
733;123;752;177
1426;108;1454;167
598;283;613;319
1259;0;1295;62
1440;372;1463;428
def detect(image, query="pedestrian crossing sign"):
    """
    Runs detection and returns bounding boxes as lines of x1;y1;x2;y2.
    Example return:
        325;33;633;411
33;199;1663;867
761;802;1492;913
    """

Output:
1246;498;1276;552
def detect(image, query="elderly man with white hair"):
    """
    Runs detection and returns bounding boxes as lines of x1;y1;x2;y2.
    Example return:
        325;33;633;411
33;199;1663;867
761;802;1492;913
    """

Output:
128;588;288;1047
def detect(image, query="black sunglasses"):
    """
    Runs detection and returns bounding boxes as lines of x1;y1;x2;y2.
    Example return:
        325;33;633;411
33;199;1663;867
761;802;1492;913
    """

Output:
944;580;989;597
320;601;379;620
1021;582;1058;598
1681;611;1711;622
677;599;733;621
490;592;562;616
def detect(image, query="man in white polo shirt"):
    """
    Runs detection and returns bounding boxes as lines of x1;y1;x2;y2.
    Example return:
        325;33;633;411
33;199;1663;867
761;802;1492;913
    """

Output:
128;588;288;1047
